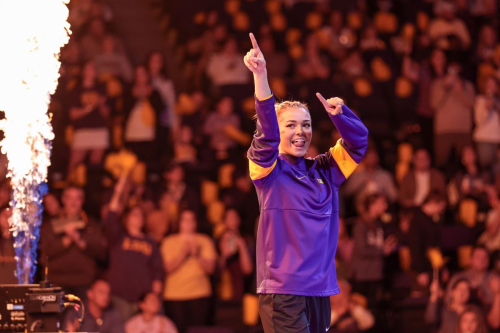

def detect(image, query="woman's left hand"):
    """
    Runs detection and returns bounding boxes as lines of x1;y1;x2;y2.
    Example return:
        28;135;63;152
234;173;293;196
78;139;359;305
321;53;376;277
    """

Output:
316;93;344;116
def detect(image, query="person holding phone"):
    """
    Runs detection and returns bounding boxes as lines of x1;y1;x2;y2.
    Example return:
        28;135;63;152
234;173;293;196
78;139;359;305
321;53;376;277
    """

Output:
430;62;475;167
245;33;368;332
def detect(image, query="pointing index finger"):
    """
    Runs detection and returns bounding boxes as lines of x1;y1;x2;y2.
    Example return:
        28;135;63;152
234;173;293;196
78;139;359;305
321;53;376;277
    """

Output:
249;33;260;50
316;92;331;107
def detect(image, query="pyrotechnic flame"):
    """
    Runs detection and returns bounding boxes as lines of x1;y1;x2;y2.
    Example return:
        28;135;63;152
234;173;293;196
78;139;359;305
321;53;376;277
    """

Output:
0;0;71;283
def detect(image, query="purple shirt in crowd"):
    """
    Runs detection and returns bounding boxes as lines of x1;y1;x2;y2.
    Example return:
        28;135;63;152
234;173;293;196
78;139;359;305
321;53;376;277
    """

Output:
105;212;164;302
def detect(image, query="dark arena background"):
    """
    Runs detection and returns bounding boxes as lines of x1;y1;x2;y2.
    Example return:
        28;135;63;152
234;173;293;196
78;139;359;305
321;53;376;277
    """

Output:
1;0;500;332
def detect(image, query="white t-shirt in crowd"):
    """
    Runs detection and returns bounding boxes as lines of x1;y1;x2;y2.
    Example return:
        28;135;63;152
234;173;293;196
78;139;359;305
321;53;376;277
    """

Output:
125;100;156;142
414;171;431;206
125;314;178;333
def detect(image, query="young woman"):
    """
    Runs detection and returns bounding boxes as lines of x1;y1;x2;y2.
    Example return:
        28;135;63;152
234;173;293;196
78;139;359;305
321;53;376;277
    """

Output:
426;277;499;333
452;145;491;207
455;305;489;333
106;175;164;321
66;61;110;177
125;292;178;333
123;65;164;164
216;208;254;301
146;51;177;155
473;75;500;168
351;194;397;308
160;209;217;333
425;278;472;333
244;33;368;333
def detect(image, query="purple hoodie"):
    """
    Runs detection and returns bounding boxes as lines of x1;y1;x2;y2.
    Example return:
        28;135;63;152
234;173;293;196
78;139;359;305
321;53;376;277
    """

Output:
248;94;368;296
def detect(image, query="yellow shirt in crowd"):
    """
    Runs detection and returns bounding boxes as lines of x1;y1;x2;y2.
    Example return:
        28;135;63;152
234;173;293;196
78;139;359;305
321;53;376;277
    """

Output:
161;234;217;301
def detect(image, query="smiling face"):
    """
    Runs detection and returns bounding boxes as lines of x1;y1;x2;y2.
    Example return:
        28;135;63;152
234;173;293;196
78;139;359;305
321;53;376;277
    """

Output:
148;52;164;76
459;311;479;333
179;210;197;234
451;280;471;306
470;247;489;272
277;105;312;158
62;187;84;217
87;280;111;310
135;66;150;85
125;206;145;234
140;292;161;315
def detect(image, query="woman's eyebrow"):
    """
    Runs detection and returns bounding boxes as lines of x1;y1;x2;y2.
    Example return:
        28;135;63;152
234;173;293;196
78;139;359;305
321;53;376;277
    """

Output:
285;119;311;123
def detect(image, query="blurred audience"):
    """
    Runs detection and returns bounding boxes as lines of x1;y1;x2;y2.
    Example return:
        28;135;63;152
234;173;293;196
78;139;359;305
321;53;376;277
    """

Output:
66;279;125;333
94;35;133;82
345;148;397;207
79;18;109;61
428;1;471;51
40;186;106;300
408;192;446;283
336;218;354;281
425;278;472;333
205;37;250;88
329;279;375;332
399;149;447;208
477;209;500;252
446;246;496;307
203;96;241;163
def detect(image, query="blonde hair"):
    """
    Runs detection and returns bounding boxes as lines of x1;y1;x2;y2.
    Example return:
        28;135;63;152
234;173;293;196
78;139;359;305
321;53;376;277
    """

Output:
274;100;310;119
253;100;310;121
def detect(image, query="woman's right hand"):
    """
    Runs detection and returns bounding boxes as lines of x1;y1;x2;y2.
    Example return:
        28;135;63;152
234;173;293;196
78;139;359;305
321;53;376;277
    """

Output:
429;280;440;295
244;33;266;75
114;172;129;195
429;279;442;302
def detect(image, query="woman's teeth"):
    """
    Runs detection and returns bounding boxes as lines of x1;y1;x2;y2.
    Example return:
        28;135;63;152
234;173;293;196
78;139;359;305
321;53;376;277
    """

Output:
292;138;305;147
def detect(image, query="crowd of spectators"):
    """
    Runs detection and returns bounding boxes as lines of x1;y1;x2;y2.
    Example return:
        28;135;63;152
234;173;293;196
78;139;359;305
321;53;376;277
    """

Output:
1;0;500;332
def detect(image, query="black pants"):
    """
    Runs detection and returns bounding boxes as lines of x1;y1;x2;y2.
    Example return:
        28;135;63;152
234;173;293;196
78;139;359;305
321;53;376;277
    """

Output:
259;294;331;333
164;297;210;333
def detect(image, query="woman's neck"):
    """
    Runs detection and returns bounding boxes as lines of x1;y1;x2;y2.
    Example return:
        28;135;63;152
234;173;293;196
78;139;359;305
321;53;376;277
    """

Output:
434;67;444;77
279;152;303;165
88;303;103;321
128;229;143;237
64;210;80;220
82;78;94;88
449;301;465;314
364;212;378;223
141;312;155;322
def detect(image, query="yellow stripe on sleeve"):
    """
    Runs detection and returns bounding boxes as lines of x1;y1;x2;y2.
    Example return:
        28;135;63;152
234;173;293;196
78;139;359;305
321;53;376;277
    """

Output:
257;94;273;101
330;139;358;179
249;159;277;180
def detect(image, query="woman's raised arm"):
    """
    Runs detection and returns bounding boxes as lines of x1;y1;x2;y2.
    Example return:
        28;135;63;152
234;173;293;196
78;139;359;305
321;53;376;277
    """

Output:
244;33;271;100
